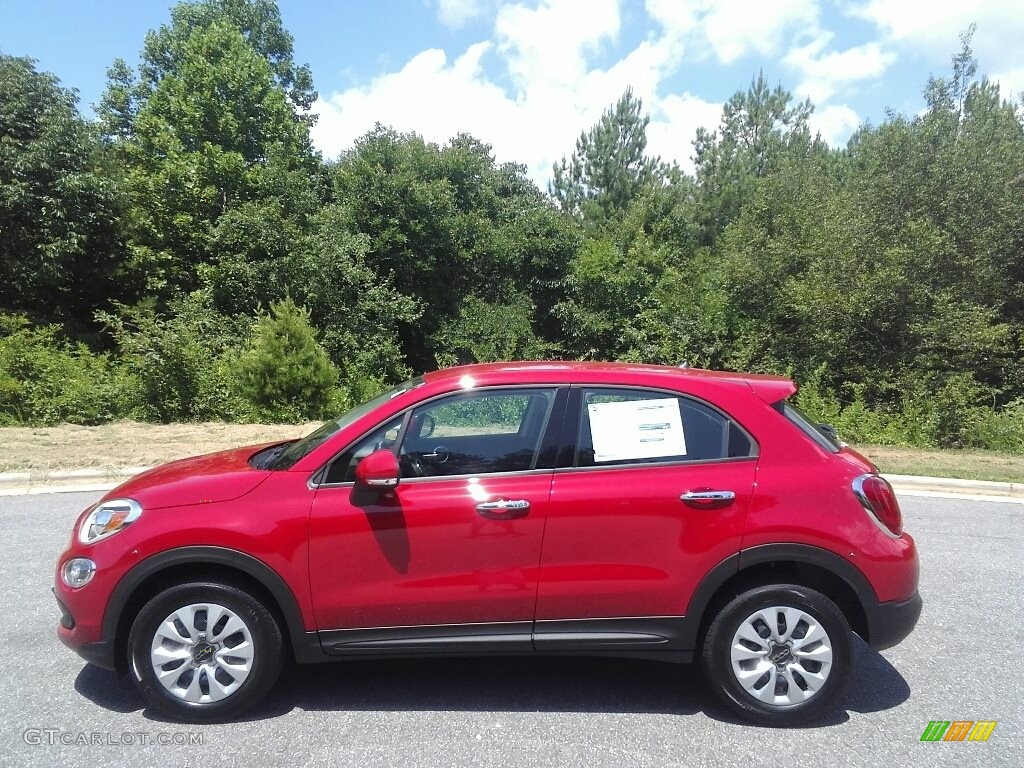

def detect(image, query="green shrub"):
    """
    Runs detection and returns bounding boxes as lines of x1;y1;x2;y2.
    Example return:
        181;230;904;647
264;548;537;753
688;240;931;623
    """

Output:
232;297;338;422
432;294;556;367
0;315;122;425
98;295;251;423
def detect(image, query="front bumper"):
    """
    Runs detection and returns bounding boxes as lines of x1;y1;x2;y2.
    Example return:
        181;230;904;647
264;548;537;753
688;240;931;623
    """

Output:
54;588;118;671
67;639;117;670
865;590;922;651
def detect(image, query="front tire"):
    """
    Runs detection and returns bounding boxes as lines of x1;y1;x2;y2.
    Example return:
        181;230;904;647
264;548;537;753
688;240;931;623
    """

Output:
701;584;853;726
128;582;284;723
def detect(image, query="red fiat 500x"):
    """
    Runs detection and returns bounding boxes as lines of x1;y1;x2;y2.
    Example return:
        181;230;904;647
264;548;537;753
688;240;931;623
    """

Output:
55;362;920;725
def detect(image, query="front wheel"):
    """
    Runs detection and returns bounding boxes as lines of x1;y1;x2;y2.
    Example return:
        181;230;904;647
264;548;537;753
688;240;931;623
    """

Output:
128;582;284;722
701;584;853;726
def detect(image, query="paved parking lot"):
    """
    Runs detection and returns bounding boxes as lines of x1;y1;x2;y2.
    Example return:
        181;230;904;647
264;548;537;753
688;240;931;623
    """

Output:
1;491;1019;767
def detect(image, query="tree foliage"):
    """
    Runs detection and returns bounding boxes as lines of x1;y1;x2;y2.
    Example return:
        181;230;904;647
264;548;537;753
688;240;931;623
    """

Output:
0;55;123;328
233;296;338;421
0;8;1022;450
551;88;663;226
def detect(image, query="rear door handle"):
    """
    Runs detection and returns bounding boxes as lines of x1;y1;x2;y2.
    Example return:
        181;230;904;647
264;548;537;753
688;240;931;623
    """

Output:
680;490;736;509
475;499;530;519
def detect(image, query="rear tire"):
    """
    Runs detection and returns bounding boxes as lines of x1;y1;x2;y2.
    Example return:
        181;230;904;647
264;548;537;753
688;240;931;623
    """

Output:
701;584;853;726
128;582;284;723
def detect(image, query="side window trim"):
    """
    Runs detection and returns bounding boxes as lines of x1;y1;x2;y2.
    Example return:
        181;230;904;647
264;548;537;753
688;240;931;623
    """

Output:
313;384;568;487
555;384;759;471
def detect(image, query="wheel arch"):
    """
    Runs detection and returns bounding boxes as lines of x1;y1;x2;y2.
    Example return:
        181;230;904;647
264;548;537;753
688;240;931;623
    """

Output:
685;544;877;650
103;547;316;674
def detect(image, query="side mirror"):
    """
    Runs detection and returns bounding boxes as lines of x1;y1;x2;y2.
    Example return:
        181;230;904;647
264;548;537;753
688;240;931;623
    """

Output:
354;449;400;490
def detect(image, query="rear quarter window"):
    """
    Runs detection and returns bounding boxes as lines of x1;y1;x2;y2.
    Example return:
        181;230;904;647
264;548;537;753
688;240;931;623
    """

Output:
776;401;841;452
575;388;756;467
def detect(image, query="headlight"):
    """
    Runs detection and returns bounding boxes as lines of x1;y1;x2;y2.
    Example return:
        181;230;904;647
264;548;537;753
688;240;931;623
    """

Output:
78;498;143;544
61;557;96;588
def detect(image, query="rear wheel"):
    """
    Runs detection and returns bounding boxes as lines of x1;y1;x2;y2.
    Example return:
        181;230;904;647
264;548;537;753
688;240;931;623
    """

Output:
701;584;853;725
128;582;284;722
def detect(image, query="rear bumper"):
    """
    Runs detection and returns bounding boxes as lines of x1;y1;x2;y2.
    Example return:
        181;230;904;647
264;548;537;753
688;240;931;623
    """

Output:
865;591;922;651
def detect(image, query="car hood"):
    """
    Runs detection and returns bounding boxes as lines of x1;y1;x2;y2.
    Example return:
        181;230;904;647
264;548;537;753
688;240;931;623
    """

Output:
105;444;278;510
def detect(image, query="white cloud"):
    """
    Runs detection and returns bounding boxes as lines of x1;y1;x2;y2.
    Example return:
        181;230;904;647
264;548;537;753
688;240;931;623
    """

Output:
313;0;723;184
648;93;723;171
647;0;820;64
311;43;521;168
850;0;1018;46
436;0;488;29
851;0;1024;86
808;103;861;146
314;0;905;182
495;0;621;88
784;33;895;103
992;67;1024;99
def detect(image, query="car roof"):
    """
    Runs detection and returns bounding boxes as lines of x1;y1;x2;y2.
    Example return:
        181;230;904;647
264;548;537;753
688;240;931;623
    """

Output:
422;361;796;403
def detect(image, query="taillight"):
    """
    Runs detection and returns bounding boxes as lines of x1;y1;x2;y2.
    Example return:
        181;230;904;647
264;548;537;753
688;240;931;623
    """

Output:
852;474;903;537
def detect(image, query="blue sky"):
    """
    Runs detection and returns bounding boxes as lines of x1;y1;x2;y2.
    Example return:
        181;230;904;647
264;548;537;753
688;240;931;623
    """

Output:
3;1;1022;183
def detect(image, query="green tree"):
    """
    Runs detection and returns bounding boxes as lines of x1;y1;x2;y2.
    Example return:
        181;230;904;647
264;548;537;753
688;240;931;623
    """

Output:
98;294;249;422
550;88;662;226
98;0;315;137
234;296;338;421
693;72;817;243
0;56;124;328
332;128;578;370
101;8;321;296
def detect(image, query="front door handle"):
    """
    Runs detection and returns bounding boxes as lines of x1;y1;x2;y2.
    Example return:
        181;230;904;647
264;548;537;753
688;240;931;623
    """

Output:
475;499;530;519
680;489;736;509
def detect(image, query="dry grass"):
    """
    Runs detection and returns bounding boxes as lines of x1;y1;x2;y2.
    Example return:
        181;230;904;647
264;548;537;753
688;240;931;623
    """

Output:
1;422;1022;482
855;444;1024;484
0;421;319;473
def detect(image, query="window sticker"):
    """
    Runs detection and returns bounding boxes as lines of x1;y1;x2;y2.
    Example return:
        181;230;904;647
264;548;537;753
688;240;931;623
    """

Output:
587;398;687;463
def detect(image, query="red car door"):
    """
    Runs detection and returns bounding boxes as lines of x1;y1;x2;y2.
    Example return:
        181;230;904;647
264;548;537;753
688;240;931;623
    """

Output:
308;386;563;652
533;386;758;651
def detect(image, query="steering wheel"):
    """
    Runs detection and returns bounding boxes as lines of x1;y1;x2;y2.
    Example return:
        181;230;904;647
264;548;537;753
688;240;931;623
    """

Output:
403;450;427;477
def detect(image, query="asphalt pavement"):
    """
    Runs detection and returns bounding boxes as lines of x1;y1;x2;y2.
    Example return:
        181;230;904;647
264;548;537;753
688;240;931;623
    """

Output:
1;491;1020;767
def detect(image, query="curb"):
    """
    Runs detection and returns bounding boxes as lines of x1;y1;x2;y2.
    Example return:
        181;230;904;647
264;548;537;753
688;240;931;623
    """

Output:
883;473;1020;495
0;466;1020;501
0;467;153;497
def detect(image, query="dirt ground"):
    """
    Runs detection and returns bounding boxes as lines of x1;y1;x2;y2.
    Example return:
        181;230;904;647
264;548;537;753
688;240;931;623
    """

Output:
855;443;1024;483
0;422;1021;482
0;421;319;473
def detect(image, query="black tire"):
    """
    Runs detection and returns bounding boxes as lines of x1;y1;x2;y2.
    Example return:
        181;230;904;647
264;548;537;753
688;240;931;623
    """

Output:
128;582;285;723
701;584;853;726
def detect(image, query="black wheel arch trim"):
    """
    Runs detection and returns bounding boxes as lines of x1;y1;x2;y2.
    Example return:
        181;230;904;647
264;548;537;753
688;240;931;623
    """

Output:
681;543;883;649
101;546;326;667
736;543;880;606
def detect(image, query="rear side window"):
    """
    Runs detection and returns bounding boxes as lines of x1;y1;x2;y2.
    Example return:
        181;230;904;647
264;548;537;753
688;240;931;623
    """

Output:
777;401;841;452
575;388;756;467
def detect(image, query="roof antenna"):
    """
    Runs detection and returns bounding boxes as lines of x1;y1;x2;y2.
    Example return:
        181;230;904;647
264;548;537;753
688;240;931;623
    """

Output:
678;361;689;369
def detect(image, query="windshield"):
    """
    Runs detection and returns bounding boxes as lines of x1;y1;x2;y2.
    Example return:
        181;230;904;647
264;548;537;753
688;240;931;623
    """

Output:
267;377;424;470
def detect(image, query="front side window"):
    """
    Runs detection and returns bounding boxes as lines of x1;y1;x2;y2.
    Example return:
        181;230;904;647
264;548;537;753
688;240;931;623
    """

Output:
323;416;405;484
575;388;755;467
398;389;556;478
268;377;423;470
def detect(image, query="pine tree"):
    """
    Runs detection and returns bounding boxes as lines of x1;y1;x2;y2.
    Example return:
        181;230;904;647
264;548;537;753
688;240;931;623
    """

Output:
550;88;661;227
234;297;337;421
